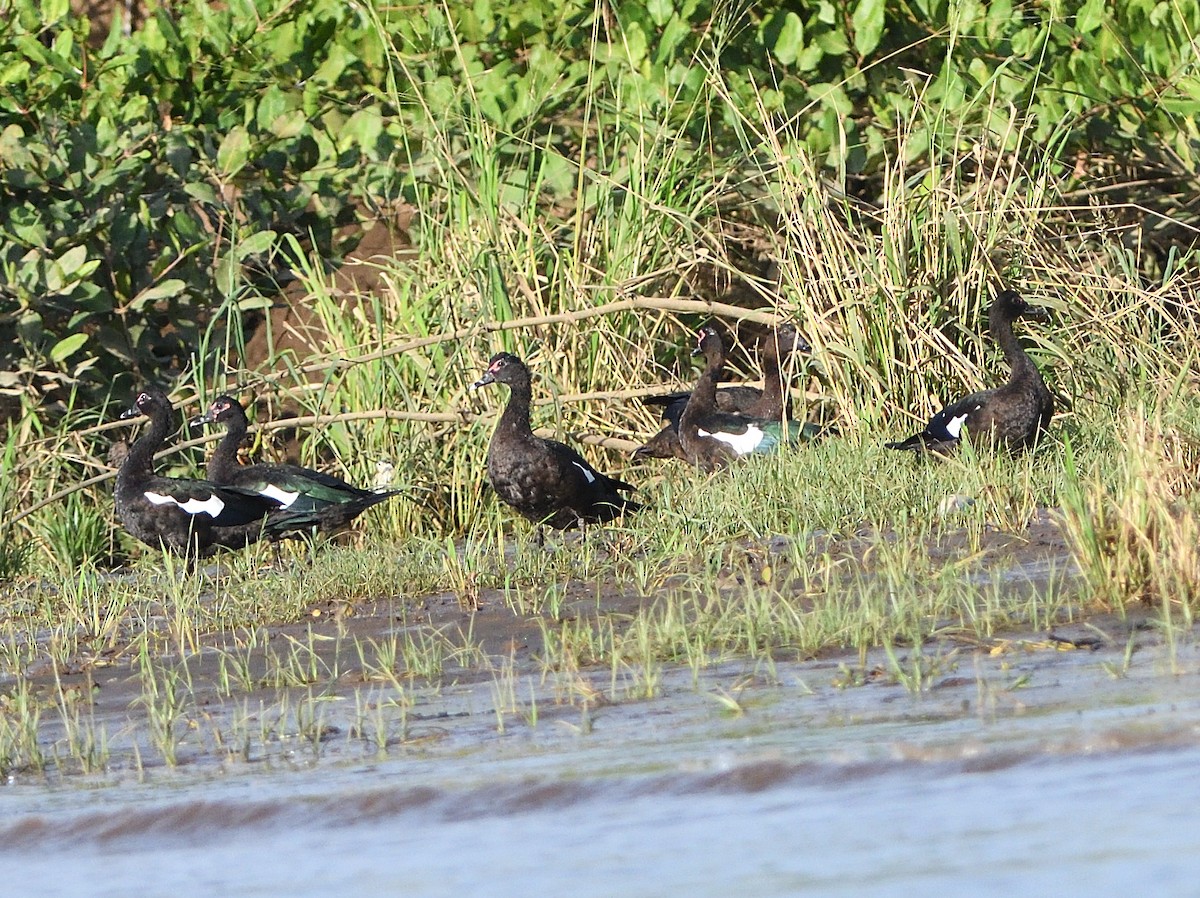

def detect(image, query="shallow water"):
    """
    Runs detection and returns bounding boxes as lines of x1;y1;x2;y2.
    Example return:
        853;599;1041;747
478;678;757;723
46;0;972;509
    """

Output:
12;749;1200;897
5;638;1200;896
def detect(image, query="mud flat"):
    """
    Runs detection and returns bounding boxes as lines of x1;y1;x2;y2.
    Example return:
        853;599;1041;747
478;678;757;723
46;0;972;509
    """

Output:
3;516;1200;894
3;631;1200;896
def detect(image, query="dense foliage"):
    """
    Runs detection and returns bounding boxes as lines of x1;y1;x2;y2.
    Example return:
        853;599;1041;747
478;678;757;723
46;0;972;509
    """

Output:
2;0;1199;408
0;0;399;404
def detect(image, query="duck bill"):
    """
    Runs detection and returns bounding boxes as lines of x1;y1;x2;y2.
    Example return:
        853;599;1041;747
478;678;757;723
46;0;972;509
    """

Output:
470;372;496;390
189;409;217;427
118;406;142;421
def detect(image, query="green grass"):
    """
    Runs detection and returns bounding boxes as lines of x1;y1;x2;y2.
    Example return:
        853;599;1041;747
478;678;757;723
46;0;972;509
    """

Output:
0;404;1194;779
4;44;1200;779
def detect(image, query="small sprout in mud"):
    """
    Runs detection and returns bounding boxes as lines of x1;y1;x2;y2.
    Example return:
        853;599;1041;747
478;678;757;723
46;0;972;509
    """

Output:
882;642;958;694
556;702;595;737
706;687;746;717
488;652;522;734
1007;672;1032;690
1103;631;1140;679
295;693;342;757
832;663;870;689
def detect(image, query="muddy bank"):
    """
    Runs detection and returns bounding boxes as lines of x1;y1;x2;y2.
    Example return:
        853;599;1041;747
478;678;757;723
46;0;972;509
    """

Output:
4;508;1200;895
3;612;1200;897
3;508;1180;785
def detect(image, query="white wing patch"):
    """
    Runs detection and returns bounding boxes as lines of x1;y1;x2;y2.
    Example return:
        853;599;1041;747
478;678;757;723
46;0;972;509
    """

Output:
144;490;227;518
944;413;970;439
571;461;597;484
710;425;765;456
259;484;300;508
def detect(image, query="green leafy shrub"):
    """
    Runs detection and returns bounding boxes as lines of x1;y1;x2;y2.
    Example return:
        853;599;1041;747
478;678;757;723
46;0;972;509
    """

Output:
4;0;1200;565
0;0;398;399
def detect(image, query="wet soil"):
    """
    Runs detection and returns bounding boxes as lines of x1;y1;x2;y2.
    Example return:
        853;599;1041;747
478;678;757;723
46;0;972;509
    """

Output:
6;508;1179;784
6;512;1200;895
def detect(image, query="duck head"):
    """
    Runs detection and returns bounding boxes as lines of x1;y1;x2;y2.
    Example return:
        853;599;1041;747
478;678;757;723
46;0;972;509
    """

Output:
993;289;1051;324
190;395;244;428
769;322;812;355
692;325;723;357
471;352;528;390
119;387;171;421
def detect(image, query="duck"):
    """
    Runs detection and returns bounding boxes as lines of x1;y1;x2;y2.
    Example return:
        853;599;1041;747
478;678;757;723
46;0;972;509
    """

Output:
189;395;398;532
471;352;642;539
886;289;1053;454
633;324;810;462
678;326;822;473
114;387;296;558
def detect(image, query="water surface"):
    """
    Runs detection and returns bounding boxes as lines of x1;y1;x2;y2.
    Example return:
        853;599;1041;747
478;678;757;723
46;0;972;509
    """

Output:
5;639;1200;897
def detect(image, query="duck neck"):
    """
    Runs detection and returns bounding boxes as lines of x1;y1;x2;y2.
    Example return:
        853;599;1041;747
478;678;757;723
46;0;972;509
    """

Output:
681;343;724;436
991;303;1038;384
209;412;248;481
757;335;784;414
496;375;537;443
118;404;173;486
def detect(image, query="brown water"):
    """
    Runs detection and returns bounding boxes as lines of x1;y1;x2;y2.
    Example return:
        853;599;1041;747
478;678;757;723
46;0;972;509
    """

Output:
4;634;1200;896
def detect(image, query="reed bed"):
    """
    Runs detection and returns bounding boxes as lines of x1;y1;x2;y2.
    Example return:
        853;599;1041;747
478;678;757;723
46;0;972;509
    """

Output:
1;18;1200;779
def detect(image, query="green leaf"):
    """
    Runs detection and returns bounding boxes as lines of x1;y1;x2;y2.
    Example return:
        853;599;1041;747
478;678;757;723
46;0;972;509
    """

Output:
807;82;853;115
256;84;298;128
0;59;32;88
236;294;275;311
215;252;239;298
797;43;824;71
46;261;67;294
657;17;691;63
312;44;353;86
51;24;74;61
235;229;277;260
1076;0;1107;33
14;35;49;65
623;21;648;65
773;13;805;66
49;332;88;364
852;0;886;56
269;109;308;139
1160;96;1200;116
816;27;850;55
128;278;186;311
0;124;31;168
216;126;251;176
1177;75;1200;104
56;244;89;277
944;209;963;270
343;107;383;154
646;0;672;28
183;182;219;204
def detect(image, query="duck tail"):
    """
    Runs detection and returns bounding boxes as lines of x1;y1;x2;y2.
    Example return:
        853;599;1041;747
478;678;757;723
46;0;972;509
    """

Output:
884;433;926;451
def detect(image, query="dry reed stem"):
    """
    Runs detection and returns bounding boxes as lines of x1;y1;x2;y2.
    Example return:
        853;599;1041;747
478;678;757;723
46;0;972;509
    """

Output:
7;294;789;520
235;294;784;389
